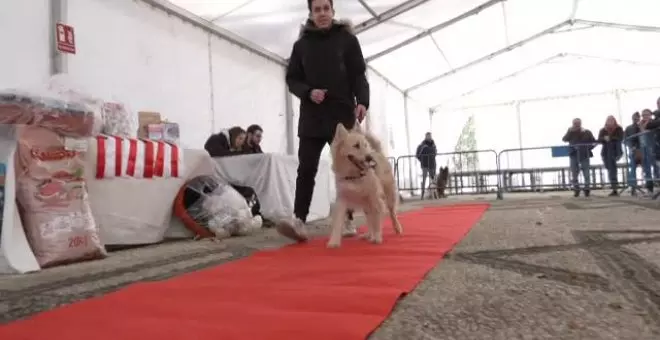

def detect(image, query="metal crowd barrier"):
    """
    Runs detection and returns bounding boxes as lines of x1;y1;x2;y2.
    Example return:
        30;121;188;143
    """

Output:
496;143;628;199
391;127;660;200
395;150;499;198
622;128;660;197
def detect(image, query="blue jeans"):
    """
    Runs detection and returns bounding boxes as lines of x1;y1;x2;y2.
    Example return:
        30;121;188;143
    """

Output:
570;155;591;190
627;147;638;187
640;144;659;183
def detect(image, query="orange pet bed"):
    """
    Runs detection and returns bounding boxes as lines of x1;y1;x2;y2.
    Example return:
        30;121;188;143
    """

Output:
172;175;219;239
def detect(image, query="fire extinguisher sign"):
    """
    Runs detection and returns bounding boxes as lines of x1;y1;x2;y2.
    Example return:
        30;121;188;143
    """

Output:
55;23;76;54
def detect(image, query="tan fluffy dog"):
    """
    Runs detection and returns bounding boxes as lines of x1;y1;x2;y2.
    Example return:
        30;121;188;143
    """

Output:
327;122;403;248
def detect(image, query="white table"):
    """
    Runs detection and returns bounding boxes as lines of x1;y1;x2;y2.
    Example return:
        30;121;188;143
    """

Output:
213;153;335;222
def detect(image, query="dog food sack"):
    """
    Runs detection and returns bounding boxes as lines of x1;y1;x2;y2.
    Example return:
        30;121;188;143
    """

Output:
15;126;106;267
0;90;98;137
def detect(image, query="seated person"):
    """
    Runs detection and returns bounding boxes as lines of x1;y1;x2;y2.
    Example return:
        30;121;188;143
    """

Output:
244;124;264;154
204;126;246;157
204;126;262;218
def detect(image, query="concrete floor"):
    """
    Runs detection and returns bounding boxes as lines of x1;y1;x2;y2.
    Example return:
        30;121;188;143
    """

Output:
1;191;660;339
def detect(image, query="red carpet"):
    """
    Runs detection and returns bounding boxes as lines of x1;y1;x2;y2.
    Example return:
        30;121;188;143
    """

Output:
0;203;489;340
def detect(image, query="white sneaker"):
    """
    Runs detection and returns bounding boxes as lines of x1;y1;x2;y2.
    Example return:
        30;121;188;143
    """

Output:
276;217;309;242
342;220;358;237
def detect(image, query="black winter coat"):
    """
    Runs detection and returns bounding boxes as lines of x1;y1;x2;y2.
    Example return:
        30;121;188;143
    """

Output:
286;19;370;139
204;130;245;157
597;126;624;161
416;140;437;170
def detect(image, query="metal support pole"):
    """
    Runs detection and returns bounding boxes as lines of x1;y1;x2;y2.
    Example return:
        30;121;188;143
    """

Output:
570;0;580;20
574;19;660;33
403;93;414;193
366;0;505;62
406;20;570;92
207;34;216;134
284;91;295;155
515;101;524;169
49;0;68;75
614;89;624;126
140;0;286;66
354;0;432;34
428;109;434;131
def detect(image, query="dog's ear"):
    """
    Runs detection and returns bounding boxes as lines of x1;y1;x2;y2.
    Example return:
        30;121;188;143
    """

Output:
352;121;363;133
334;123;348;141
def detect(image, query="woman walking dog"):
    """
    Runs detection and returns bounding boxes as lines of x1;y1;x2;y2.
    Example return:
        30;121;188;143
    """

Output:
277;0;370;242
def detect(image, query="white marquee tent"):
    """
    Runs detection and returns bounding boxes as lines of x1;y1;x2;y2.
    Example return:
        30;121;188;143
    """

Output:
3;0;660;165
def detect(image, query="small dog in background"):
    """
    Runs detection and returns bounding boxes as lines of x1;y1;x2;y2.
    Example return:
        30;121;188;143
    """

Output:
328;122;403;248
425;167;449;199
435;166;449;198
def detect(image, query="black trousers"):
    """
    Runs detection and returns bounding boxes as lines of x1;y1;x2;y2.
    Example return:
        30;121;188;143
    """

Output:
294;137;353;223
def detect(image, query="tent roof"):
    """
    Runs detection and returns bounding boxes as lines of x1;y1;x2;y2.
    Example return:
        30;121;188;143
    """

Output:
166;0;660;108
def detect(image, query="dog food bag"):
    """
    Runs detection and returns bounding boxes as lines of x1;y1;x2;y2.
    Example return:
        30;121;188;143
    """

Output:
47;74;136;138
0;89;97;137
0;126;14;244
15;126;106;267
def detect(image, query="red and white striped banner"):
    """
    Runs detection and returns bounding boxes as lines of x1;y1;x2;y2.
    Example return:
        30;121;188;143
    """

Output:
95;136;183;179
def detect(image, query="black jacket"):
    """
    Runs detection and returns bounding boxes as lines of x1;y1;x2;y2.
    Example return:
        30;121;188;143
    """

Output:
204;130;244;157
597;126;624;161
286;19;370;139
562;128;596;159
624;123;640;149
645;112;660;159
244;142;263;154
416;140;437;170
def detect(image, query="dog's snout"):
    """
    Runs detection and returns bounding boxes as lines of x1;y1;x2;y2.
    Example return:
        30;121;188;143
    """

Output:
365;155;374;163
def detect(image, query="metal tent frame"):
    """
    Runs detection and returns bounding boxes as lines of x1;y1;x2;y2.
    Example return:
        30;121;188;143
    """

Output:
49;0;660;156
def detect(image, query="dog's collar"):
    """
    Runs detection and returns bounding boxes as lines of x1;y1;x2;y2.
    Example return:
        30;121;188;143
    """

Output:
342;163;376;181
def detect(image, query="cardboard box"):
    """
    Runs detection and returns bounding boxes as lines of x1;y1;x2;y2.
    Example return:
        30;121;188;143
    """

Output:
162;122;180;144
147;124;164;141
137;112;162;139
146;122;180;144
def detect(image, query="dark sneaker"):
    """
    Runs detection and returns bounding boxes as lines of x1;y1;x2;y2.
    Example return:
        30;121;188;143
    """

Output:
276;217;308;242
584;190;590;197
573;190;580;197
608;190;619;197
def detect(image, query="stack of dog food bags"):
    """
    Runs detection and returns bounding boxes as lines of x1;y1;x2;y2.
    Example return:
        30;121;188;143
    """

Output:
0;87;107;268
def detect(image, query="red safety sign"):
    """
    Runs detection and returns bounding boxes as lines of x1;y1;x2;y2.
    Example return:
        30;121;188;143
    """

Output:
56;23;76;54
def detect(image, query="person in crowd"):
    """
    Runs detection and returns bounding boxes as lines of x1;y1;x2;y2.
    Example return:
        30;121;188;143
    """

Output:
204;126;247;157
245;124;264;154
624;112;641;195
204;126;263;217
415;132;437;199
642;104;660;192
562;118;596;197
597;116;624;197
277;0;370;242
638;109;658;192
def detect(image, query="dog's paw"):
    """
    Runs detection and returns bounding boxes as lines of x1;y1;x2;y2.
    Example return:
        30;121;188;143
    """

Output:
326;241;341;248
368;235;383;244
358;232;372;240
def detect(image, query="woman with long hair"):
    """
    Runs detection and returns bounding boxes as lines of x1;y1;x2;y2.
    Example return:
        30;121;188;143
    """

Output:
598;115;624;196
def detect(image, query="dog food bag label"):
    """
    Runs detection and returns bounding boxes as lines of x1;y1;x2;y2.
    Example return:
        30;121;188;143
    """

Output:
15;126;106;267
